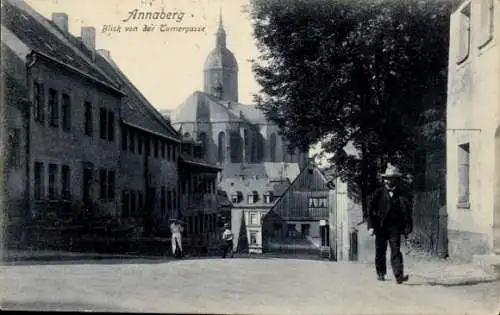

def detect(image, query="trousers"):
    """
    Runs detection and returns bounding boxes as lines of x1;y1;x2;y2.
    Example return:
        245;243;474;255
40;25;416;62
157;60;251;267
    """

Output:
172;233;182;256
375;229;404;278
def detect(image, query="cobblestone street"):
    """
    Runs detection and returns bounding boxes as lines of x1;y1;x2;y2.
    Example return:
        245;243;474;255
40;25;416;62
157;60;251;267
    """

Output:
1;257;498;314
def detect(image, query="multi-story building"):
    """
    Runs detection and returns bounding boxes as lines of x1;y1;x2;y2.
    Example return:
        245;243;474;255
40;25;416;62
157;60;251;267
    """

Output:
446;0;500;263
1;0;226;254
94;48;182;235
2;0;124;226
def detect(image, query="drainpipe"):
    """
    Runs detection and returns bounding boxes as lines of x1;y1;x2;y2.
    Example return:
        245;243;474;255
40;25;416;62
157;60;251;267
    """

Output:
23;52;38;244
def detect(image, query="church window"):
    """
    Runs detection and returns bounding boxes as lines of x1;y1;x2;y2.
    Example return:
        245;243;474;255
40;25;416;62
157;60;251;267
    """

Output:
230;132;242;163
198;132;207;158
270;133;277;162
218;132;226;163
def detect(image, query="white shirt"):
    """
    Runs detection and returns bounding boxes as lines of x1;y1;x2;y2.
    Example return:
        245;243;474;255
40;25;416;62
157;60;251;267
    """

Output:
170;223;183;234
222;229;233;241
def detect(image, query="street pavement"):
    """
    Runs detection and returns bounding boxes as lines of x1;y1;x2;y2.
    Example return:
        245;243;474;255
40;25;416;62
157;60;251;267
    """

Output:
1;256;499;314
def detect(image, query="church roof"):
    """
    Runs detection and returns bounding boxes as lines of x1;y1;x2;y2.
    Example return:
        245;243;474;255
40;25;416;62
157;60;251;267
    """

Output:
221;162;301;183
170;91;271;125
203;47;238;71
170;91;242;124
226;102;268;124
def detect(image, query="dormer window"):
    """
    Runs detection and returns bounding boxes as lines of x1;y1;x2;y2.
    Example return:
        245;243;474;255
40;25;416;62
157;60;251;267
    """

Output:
264;192;274;204
231;191;243;203
247;191;259;204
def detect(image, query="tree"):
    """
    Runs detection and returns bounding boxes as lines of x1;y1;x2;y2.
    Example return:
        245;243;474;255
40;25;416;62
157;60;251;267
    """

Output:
250;0;453;215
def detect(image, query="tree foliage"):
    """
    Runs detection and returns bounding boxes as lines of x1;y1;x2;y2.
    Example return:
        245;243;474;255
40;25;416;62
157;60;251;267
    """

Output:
250;0;452;209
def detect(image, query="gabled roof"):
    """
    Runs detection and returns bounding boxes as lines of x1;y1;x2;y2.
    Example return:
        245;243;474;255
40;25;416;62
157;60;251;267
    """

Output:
95;52;180;141
1;0;122;94
268;165;333;219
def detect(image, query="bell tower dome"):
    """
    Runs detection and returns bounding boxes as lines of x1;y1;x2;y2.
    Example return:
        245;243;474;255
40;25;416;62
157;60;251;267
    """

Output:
203;10;239;102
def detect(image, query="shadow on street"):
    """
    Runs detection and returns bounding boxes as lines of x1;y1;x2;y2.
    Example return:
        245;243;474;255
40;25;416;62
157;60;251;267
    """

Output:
1;300;131;312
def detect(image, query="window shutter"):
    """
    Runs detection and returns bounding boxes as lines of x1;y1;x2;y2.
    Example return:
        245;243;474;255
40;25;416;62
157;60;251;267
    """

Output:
456;8;471;64
478;0;494;48
40;83;45;122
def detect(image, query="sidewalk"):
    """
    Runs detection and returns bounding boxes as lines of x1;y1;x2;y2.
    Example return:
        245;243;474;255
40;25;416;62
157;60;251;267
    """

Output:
403;252;499;286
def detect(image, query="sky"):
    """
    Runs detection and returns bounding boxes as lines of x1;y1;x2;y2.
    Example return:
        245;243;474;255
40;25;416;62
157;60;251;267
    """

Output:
25;0;261;111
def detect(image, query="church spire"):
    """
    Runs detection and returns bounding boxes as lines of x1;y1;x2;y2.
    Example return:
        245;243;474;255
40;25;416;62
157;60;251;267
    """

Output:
216;8;226;48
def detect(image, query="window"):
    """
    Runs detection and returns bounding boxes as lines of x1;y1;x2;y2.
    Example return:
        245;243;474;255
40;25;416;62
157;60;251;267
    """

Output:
250;213;258;225
8;128;21;168
478;0;494;48
48;163;58;199
61;165;70;199
301;224;310;236
121;125;127;150
99;169;115;201
83;163;93;201
154;138;159;158
138;191;143;210
167;189;172;213
166;142;171;160
107;111;115;141
62;93;71;131
122;190;130;218
108;170;115;200
48;88;59;127
161;187;166;213
161;141;166;159
230;132;242;163
84;101;92;136
34;162;44;200
130;191;136;217
458;143;470;207
218;131;226;163
129;129;135;153
138;134;143;154
100;169;107;199
33;82;44;123
264;192;273;204
247;191;259;204
456;3;471;64
100;108;107;139
270;133;277;162
308;197;328;208
250;231;258;245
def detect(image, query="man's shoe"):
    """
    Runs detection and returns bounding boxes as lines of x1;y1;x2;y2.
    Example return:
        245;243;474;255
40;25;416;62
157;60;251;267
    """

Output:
377;274;385;281
396;275;409;284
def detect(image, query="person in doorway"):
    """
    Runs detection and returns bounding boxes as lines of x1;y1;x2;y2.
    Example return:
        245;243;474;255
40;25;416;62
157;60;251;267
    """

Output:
221;223;234;258
367;163;413;284
170;219;184;258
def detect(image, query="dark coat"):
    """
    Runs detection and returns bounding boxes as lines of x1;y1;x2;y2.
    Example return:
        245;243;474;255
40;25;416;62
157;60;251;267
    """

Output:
367;186;413;235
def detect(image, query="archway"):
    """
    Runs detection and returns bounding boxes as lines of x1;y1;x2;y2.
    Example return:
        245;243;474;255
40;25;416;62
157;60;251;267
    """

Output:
493;126;500;254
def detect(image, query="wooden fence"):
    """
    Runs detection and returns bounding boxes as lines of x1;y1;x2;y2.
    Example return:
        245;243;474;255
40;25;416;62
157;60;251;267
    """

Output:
410;190;448;258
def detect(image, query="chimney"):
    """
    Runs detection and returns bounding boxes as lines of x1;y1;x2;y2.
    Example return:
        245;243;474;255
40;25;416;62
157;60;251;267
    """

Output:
81;26;96;59
97;49;111;59
51;12;68;33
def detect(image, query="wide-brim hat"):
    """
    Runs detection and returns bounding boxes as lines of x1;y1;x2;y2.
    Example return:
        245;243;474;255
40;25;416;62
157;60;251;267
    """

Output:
380;163;403;178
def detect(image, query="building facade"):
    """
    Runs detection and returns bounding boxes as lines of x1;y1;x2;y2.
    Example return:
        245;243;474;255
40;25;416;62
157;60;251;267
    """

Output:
1;0;225;254
262;166;335;257
446;0;500;262
2;0;124;228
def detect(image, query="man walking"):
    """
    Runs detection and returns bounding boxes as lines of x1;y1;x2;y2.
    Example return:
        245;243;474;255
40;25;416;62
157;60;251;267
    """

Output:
221;223;234;258
367;163;413;284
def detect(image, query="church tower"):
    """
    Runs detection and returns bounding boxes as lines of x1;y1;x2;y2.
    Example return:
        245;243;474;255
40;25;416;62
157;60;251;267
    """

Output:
203;10;239;102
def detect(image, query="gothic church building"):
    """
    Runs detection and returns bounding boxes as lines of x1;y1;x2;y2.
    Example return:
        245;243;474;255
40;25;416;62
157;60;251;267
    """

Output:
168;14;308;177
